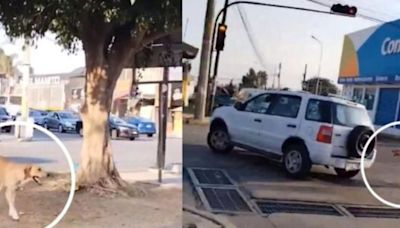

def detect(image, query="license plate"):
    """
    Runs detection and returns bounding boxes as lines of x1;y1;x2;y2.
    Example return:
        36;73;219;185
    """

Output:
146;124;152;128
346;163;360;171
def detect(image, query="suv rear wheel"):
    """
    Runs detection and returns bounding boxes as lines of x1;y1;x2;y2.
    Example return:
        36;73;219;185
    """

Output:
334;168;360;179
283;144;312;179
207;125;233;154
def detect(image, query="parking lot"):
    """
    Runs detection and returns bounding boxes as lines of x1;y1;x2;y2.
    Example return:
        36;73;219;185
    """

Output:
0;128;182;173
183;124;400;227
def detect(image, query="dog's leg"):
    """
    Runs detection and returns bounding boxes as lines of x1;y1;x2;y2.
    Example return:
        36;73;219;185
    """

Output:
5;187;19;221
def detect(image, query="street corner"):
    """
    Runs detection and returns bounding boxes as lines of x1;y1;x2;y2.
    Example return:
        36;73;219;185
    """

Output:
183;206;238;228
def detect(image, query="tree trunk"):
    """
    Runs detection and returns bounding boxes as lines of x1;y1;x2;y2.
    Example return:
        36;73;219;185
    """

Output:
77;45;126;190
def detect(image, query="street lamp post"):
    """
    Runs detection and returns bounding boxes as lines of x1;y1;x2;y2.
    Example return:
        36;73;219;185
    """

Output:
311;35;323;95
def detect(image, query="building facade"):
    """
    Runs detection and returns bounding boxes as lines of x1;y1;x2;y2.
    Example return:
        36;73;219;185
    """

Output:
338;19;400;134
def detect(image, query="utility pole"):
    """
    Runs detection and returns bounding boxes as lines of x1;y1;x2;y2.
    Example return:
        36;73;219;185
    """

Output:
194;0;215;121
157;67;169;183
16;40;33;141
302;64;307;91
207;0;229;116
277;62;281;90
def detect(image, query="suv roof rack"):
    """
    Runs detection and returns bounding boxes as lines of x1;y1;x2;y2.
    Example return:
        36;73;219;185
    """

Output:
325;93;353;101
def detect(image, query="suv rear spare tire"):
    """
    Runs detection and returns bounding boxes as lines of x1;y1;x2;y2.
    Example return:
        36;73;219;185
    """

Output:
283;144;312;179
347;126;375;158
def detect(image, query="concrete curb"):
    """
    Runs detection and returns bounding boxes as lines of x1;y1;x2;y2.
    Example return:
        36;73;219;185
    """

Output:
183;206;237;228
184;118;210;126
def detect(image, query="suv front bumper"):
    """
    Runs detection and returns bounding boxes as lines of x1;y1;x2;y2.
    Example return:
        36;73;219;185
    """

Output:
329;149;377;171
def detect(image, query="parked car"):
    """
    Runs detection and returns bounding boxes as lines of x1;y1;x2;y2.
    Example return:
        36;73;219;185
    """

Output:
110;116;139;140
76;116;139;140
0;106;12;133
213;95;236;111
43;111;80;133
124;116;156;137
208;90;376;179
16;110;48;125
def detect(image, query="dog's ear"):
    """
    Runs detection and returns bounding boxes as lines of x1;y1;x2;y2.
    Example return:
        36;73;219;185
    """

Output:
24;166;32;179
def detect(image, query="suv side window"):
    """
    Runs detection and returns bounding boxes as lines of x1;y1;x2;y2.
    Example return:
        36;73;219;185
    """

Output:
244;93;273;114
268;95;301;118
305;99;332;123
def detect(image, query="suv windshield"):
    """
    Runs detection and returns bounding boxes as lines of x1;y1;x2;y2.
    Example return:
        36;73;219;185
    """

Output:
111;117;126;124
333;103;371;127
0;107;7;115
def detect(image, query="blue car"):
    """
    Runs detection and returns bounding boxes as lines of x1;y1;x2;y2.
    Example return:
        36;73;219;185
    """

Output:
124;116;156;137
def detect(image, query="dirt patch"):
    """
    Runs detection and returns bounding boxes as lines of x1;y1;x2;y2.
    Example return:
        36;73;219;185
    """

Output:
0;175;181;228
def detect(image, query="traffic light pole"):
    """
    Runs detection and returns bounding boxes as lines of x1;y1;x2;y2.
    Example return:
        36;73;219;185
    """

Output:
206;1;357;114
207;0;229;116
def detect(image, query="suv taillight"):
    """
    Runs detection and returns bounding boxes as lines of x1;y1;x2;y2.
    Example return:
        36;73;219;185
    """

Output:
317;125;333;144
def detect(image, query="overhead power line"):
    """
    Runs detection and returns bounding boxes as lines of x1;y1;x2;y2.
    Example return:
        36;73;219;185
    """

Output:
236;5;269;75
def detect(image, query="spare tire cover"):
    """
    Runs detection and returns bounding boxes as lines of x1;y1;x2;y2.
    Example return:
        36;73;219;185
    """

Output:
346;125;375;158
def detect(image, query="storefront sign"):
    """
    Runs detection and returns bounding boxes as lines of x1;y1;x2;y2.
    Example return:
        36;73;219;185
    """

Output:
338;19;400;84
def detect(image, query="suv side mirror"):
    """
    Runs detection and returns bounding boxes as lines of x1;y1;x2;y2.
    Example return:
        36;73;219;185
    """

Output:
234;102;245;111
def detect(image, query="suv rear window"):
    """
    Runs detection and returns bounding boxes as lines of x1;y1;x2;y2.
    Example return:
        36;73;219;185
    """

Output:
306;99;371;127
333;104;371;127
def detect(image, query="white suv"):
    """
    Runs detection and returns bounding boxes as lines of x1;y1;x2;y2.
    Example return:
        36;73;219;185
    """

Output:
207;90;376;178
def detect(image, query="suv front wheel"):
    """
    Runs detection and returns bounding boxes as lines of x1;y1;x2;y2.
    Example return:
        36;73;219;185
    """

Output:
207;126;233;154
283;144;312;179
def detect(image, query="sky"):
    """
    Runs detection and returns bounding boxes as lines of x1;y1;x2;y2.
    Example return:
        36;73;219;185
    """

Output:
183;0;400;90
0;31;85;75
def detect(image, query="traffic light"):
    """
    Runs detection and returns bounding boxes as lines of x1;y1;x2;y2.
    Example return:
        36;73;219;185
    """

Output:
215;23;227;51
331;4;357;16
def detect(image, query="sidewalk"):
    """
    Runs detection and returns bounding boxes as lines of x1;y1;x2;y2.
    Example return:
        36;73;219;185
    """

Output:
120;165;182;189
183;113;210;126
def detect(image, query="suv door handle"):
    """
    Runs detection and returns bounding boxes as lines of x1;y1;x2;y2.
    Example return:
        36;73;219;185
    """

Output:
254;118;262;123
287;124;296;128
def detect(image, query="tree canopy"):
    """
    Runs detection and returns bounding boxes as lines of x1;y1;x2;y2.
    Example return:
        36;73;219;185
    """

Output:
303;77;338;95
240;68;267;89
0;0;181;54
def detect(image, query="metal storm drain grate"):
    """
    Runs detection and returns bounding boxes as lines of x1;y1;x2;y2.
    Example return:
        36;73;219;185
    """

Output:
256;200;343;216
344;206;400;218
189;168;234;186
199;187;252;213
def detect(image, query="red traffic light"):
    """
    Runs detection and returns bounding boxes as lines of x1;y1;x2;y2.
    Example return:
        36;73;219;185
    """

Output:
331;4;357;16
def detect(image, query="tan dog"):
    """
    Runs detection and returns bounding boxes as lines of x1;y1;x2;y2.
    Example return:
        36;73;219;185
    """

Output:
0;156;48;221
393;149;400;157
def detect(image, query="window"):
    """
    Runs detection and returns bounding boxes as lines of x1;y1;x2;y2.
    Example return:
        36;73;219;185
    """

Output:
0;107;8;115
306;99;332;123
364;88;376;110
244;93;273;114
353;88;364;105
333;104;371;127
269;95;301;118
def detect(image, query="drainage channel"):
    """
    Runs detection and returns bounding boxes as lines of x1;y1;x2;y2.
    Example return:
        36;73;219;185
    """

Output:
187;167;255;214
187;167;400;219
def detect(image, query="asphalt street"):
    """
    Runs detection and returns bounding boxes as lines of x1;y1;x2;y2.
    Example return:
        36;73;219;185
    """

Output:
0;129;182;173
183;124;400;227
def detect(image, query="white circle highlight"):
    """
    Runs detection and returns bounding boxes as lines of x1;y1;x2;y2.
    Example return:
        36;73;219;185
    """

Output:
0;121;76;227
360;121;400;208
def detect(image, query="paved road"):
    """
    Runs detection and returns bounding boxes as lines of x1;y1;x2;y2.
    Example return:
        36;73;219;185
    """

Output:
183;124;400;227
0;129;181;173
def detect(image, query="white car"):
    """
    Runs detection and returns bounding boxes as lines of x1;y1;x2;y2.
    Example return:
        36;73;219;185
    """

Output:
207;90;376;178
